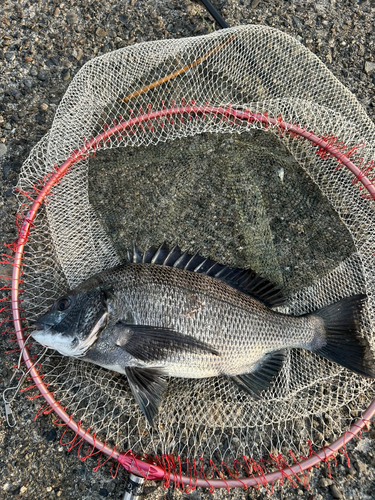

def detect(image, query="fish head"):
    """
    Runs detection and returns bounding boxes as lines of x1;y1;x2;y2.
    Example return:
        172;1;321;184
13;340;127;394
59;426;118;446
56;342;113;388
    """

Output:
31;285;110;357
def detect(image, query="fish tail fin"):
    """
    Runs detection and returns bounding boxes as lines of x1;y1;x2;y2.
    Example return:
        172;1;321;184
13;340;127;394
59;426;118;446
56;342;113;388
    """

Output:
311;293;375;378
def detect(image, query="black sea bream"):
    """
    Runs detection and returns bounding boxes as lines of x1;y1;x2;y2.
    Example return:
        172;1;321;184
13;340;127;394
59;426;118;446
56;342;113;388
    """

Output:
32;244;375;426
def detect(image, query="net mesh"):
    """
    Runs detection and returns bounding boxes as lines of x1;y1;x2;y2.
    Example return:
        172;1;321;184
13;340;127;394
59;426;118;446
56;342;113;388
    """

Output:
14;25;375;471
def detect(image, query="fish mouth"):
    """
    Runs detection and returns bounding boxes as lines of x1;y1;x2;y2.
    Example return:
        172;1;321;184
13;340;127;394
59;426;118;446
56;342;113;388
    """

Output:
31;318;56;329
30;311;108;358
31;320;43;329
30;327;53;349
30;320;44;329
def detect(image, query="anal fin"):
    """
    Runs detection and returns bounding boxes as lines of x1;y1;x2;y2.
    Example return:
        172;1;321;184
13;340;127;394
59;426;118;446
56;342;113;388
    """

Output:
232;350;286;398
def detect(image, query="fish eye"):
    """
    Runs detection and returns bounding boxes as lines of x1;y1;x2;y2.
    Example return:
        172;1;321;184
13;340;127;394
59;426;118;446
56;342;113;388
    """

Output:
57;297;72;311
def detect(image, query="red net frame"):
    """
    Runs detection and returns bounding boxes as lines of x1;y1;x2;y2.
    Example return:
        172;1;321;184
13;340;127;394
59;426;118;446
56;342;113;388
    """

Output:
8;104;375;490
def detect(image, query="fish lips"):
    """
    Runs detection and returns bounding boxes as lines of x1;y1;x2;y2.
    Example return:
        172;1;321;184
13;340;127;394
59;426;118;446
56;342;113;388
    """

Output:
32;318;52;329
29;318;54;347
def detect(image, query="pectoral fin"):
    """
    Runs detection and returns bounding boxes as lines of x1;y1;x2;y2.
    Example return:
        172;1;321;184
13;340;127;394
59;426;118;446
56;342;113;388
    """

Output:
125;367;167;427
115;323;220;362
232;349;286;398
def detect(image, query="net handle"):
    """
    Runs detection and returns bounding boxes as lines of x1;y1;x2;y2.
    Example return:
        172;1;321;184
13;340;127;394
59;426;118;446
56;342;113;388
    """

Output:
11;105;375;487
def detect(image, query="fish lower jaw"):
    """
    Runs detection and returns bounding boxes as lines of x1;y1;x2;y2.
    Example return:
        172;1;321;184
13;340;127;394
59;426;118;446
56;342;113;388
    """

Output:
31;329;73;356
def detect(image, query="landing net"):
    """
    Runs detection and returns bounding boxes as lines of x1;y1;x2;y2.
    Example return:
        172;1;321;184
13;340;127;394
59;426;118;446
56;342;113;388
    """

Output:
4;25;375;489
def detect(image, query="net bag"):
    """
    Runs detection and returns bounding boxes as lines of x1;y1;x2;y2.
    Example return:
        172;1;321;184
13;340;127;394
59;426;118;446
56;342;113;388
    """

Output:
5;25;375;490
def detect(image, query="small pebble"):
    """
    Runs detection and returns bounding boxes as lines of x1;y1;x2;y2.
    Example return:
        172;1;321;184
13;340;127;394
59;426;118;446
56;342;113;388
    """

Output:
319;477;333;487
355;459;368;474
187;494;202;500
61;69;71;81
23;79;33;89
40;103;49;111
73;48;83;61
119;14;128;25
2;483;11;492
346;466;356;476
96;27;108;37
46;56;60;67
45;428;57;441
278;167;284;183
330;484;343;499
106;481;116;493
0;143;7;157
11;89;21;99
364;61;375;75
37;70;49;81
4;51;15;61
66;11;79;25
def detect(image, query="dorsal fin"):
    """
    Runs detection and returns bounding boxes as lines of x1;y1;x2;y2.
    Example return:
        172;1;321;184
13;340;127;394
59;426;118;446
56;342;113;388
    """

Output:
130;243;285;308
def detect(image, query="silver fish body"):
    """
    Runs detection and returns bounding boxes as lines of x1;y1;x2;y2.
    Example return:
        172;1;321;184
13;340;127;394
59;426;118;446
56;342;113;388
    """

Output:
83;263;318;377
32;245;375;426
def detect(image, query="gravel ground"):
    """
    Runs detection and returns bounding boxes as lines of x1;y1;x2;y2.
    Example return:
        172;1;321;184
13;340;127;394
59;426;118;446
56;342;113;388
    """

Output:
1;0;375;499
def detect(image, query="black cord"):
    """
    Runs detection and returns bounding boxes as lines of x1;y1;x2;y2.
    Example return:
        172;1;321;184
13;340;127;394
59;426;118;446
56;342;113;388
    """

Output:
199;0;229;29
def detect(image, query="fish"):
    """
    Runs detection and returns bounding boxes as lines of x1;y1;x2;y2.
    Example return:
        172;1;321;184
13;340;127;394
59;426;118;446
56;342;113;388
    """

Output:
31;243;375;427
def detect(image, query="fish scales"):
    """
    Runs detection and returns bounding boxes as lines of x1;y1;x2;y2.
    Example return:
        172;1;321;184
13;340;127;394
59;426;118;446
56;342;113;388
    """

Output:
92;263;315;378
31;244;375;426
